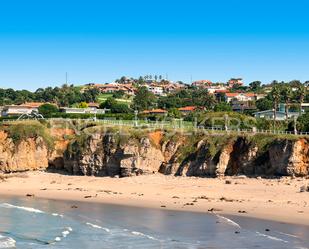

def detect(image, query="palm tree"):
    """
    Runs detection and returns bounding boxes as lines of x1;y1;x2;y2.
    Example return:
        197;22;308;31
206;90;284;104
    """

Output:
282;85;293;120
297;84;306;116
271;85;281;130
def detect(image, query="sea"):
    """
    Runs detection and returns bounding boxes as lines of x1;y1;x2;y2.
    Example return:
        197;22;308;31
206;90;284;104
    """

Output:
0;196;308;249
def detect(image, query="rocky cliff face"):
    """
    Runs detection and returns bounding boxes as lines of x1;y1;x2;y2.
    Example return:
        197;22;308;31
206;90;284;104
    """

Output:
0;124;308;178
63;132;164;177
0;131;49;172
62;131;309;178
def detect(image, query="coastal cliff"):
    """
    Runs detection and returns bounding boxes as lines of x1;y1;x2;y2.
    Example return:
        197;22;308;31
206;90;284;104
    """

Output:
0;121;308;177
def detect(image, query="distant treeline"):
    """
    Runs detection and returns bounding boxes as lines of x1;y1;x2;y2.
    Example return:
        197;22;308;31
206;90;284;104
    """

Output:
0;84;99;106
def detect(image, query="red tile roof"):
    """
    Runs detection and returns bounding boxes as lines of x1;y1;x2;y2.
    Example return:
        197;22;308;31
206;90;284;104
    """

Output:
225;93;256;97
21;102;45;108
178;106;197;111
142;109;167;114
87;102;100;108
225;93;239;97
215;90;229;93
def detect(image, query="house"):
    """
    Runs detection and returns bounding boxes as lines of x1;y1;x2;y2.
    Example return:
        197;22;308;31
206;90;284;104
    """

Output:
87;83;135;95
162;83;186;93
60;107;107;115
225;93;256;103
146;85;164;96
227;78;243;88
178;106;197;114
253;110;299;121
2;105;38;117
192;80;212;88
1;102;45;117
141;109;167;115
87;102;100;109
232;102;256;112
205;85;228;94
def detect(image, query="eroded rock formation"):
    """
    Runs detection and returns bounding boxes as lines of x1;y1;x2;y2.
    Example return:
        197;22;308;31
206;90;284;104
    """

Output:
0;125;308;178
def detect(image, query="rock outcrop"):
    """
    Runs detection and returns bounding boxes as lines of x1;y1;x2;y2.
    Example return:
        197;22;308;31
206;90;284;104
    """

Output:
0;131;49;172
0;123;308;178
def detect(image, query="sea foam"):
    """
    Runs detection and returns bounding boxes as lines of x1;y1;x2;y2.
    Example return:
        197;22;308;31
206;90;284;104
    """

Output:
0;203;44;214
215;214;241;228
0;235;16;248
86;223;110;233
256;231;289;243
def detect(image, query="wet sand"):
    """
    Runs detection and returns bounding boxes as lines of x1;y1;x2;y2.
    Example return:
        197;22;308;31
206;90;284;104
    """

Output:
0;171;308;226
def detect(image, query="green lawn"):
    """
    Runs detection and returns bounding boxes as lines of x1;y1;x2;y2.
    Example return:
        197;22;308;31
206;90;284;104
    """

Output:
97;93;133;104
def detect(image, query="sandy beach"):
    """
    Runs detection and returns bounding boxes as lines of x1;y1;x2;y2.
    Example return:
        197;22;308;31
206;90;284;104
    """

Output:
0;171;308;226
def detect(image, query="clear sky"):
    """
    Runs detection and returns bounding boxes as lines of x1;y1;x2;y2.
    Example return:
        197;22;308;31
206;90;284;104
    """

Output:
0;0;309;90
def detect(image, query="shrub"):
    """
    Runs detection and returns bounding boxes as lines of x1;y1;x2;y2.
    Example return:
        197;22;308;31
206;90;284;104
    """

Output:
1;121;54;149
38;104;59;117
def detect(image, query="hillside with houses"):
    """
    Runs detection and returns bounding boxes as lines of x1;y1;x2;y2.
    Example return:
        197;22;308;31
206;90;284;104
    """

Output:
0;76;309;133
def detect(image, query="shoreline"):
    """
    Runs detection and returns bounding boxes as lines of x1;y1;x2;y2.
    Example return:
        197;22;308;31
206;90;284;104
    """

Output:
0;171;308;226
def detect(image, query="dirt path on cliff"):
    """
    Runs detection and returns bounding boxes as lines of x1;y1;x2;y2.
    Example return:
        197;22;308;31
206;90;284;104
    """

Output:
0;172;308;226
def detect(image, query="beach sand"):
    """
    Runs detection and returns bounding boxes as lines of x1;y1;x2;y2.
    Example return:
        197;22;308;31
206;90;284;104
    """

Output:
0;172;308;226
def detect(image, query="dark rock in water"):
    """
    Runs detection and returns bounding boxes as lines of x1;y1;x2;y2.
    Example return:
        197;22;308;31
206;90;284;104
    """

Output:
71;205;78;209
26;194;34;197
265;228;270;232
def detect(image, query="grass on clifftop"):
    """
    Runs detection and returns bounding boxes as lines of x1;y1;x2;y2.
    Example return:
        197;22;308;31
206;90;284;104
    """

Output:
0;120;54;149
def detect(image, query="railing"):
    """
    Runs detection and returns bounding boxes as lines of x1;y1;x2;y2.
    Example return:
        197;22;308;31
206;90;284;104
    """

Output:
1;118;309;136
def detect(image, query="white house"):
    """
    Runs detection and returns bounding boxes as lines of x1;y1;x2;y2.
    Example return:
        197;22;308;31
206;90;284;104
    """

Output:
60;107;107;115
1;103;43;117
146;85;164;95
253;110;299;121
225;93;256;103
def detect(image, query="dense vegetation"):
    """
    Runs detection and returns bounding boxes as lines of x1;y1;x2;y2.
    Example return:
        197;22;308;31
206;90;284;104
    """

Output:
0;84;99;106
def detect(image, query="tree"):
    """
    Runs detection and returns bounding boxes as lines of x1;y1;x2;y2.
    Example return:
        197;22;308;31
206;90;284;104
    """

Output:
282;85;293;120
213;102;232;112
111;103;131;113
297;111;309;132
100;97;117;109
137;76;145;85
38;104;59;116
249;81;262;92
256;98;272;111
289;80;302;88
77;102;88;108
112;90;125;99
297;84;306;116
271;85;281;129
132;87;157;111
119;76;127;84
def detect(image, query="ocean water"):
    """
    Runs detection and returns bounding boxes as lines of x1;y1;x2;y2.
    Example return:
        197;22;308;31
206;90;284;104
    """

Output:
0;196;308;249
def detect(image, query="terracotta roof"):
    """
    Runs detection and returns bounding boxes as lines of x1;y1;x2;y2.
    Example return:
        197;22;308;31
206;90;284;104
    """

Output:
225;93;256;97
225;93;239;97
178;106;197;111
22;102;45;108
87;102;100;108
142;109;167;114
245;93;255;97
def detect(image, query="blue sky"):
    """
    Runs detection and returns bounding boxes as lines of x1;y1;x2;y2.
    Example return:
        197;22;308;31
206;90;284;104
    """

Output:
0;0;309;90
